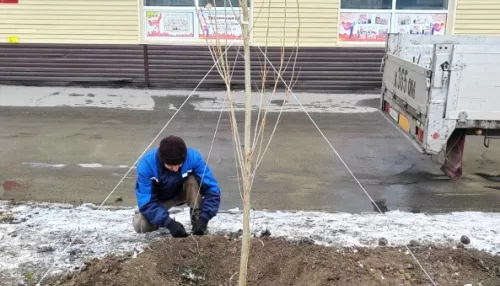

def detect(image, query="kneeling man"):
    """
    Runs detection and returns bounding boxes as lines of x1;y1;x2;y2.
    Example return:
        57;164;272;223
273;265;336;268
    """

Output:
133;135;221;237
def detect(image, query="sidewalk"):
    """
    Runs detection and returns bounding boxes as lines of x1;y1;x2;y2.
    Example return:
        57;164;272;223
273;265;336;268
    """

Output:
0;84;380;113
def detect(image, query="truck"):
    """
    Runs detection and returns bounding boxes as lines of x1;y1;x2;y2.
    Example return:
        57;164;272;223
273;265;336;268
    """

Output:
379;34;500;180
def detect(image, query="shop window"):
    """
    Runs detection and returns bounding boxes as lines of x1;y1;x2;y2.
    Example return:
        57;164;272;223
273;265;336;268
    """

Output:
395;13;447;35
144;0;194;6
339;13;391;42
396;0;448;10
143;0;245;42
341;0;392;10
339;0;449;44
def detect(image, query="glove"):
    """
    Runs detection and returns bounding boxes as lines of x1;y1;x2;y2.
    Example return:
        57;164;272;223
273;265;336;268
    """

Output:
167;220;188;238
192;217;208;235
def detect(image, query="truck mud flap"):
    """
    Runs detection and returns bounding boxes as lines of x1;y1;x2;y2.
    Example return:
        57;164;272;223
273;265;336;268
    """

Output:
441;130;466;180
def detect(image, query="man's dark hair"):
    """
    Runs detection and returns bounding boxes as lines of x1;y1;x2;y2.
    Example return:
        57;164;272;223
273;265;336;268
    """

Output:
158;135;187;165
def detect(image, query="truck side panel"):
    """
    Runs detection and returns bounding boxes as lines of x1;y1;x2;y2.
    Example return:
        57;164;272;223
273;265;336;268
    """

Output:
382;54;431;117
386;34;500;69
445;45;500;121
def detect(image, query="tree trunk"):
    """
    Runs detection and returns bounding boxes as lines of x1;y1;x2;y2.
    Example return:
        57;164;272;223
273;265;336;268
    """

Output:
238;0;252;284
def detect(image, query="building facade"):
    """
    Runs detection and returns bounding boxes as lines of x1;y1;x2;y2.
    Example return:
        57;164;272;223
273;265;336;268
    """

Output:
0;0;498;92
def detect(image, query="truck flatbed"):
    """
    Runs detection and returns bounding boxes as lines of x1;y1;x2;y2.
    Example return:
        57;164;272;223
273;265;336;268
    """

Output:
380;34;500;179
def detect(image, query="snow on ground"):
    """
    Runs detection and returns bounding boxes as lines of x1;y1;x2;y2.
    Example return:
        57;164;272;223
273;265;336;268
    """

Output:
1;200;499;284
22;162;132;169
0;85;378;113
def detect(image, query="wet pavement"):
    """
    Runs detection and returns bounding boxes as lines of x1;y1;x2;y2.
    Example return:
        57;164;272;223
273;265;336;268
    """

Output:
1;86;500;214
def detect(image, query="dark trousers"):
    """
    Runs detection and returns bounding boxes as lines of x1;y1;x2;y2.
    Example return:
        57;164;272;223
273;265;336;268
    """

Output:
132;175;203;233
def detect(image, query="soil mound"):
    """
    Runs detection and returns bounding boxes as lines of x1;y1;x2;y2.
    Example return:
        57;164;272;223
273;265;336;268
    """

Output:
49;235;500;286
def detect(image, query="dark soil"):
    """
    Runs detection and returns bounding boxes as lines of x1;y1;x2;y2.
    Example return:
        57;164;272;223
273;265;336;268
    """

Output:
47;235;500;286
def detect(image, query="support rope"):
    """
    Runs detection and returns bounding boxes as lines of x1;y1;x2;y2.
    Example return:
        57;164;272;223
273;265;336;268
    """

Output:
190;45;242;227
254;45;438;286
36;43;237;286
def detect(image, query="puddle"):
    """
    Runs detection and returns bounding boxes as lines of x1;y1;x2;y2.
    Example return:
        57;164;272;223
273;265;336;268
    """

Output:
372;199;389;213
356;98;380;109
362;172;451;186
409;206;421;213
476;173;500;182
151;94;208;111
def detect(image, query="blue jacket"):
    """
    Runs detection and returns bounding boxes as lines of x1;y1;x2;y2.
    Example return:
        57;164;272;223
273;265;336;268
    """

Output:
135;147;221;228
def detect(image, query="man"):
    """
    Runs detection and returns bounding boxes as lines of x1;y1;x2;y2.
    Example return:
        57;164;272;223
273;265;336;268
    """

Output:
132;135;221;237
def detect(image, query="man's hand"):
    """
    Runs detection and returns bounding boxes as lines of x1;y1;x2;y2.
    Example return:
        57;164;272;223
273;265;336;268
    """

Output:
167;220;188;238
192;218;208;235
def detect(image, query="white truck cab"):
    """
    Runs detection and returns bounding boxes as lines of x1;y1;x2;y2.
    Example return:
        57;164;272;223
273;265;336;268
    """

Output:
380;34;500;179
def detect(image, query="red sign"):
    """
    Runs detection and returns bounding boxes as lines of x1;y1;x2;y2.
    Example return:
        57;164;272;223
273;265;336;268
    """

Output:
0;0;19;3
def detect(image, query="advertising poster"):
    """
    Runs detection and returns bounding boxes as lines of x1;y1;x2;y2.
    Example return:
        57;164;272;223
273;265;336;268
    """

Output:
396;14;447;35
339;12;391;42
197;6;243;40
145;11;195;39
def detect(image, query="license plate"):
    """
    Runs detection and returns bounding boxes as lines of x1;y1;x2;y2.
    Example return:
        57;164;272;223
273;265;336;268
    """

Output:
398;113;410;133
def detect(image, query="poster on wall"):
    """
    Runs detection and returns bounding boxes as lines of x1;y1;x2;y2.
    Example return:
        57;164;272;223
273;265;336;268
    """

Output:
197;5;243;40
145;11;195;39
339;12;391;42
396;14;447;35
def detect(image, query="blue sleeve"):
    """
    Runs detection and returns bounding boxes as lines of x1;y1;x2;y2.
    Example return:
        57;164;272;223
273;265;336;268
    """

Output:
135;159;172;228
191;150;221;221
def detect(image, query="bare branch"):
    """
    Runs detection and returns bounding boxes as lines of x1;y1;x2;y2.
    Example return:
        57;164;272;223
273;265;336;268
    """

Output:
252;0;274;145
199;0;302;285
249;0;302;192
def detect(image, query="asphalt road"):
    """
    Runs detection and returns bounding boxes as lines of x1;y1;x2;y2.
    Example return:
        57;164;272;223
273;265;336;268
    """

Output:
1;87;500;214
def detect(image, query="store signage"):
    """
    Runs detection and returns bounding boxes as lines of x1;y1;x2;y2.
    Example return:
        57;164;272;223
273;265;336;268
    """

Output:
339;12;447;42
197;7;243;40
145;10;195;39
339;12;391;42
144;7;244;41
396;13;447;35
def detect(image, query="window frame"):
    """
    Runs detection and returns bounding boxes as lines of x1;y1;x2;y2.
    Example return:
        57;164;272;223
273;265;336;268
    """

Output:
144;0;195;7
395;0;449;11
338;0;450;45
341;0;393;10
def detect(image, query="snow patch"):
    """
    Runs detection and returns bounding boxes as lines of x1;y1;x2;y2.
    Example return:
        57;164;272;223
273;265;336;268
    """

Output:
0;85;378;114
227;207;241;214
77;164;132;169
1;201;499;284
22;162;134;170
191;92;379;114
77;163;103;168
0;86;154;110
22;162;66;168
